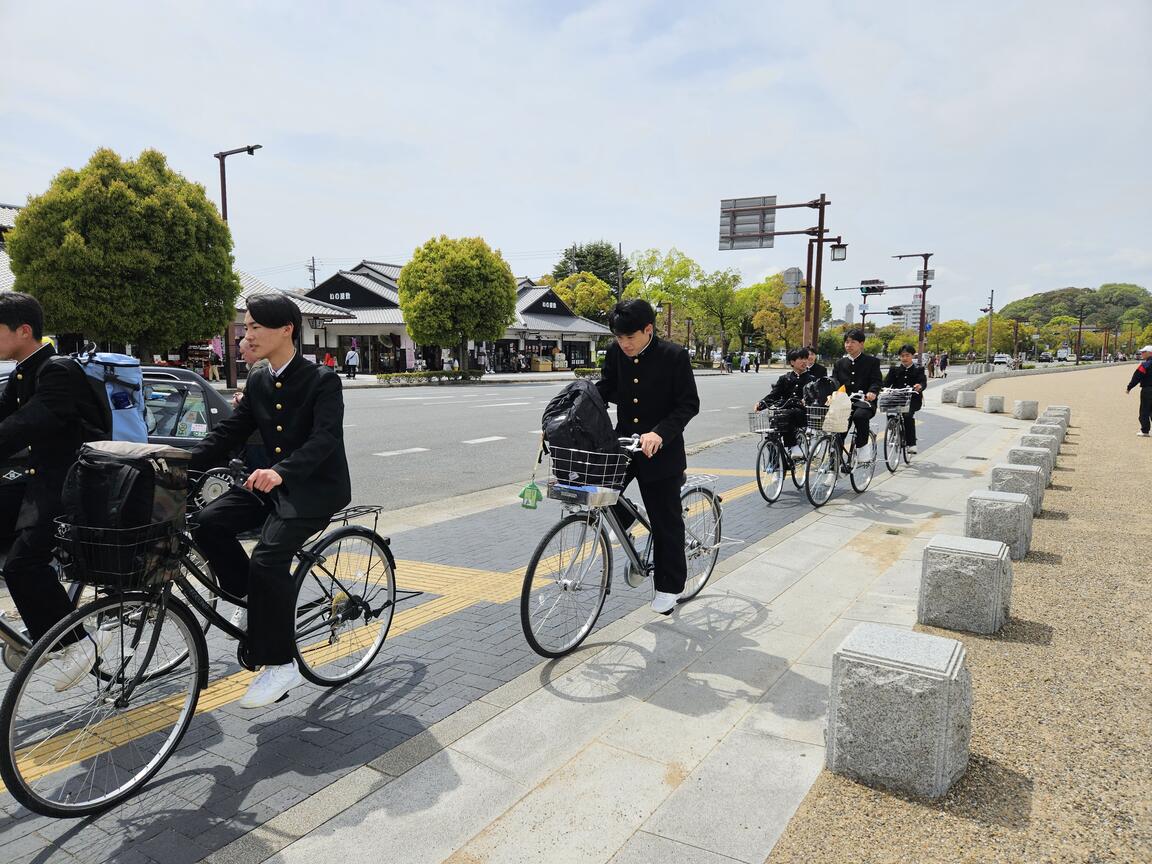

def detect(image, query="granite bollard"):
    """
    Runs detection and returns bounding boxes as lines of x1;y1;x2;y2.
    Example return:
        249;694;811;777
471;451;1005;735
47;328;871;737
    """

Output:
965;489;1033;559
1021;433;1060;463
827;623;971;800
1045;404;1072;421
983;395;1004;413
1008;445;1053;487
990;462;1045;515
957;391;977;408
1039;413;1068;430
1029;422;1065;443
918;534;1013;634
1012;400;1039;420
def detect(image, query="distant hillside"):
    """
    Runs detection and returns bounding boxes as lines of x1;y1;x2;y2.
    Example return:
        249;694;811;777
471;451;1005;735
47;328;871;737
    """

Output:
1000;283;1151;327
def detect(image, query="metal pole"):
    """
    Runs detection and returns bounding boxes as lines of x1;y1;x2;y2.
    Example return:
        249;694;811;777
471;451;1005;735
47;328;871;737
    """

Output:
811;194;827;345
917;254;930;359
802;240;814;346
215;155;238;388
667;303;673;340
985;290;994;364
1075;306;1084;365
217;155;228;222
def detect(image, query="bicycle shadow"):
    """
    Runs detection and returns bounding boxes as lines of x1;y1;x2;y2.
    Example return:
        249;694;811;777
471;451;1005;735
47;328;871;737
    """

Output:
6;658;433;864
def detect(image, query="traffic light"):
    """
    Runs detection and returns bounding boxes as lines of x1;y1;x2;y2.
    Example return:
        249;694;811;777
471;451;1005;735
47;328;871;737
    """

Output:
888;306;904;316
860;279;886;296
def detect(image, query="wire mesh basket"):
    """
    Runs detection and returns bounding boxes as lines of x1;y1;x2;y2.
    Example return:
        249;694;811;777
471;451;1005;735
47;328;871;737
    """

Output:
546;446;631;507
878;388;914;413
55;519;185;589
805;404;852;434
749;410;783;433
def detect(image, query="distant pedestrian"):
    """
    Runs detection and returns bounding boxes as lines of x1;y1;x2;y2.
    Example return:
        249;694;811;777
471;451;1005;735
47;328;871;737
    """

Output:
206;350;222;382
1126;345;1152;436
753;353;760;373
739;353;749;373
939;353;949;378
926;354;937;379
344;347;359;379
323;352;335;371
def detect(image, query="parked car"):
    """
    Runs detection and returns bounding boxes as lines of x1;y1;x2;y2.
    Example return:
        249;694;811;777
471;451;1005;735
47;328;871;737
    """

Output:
1038;352;1053;363
1066;353;1077;363
992;353;1012;366
1081;353;1095;361
0;366;233;492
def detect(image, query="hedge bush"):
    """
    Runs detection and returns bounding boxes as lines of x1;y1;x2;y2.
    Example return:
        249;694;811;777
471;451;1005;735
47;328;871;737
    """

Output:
375;370;485;386
573;367;601;379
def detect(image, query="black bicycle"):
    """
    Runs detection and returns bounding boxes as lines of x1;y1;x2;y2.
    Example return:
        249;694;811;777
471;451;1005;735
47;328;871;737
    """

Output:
879;387;915;473
750;401;811;504
803;395;878;507
0;465;397;818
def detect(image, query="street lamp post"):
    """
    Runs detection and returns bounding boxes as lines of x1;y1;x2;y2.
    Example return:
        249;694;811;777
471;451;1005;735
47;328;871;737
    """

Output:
1074;303;1088;366
214;144;262;387
892;252;934;358
685;316;693;350
979;290;995;365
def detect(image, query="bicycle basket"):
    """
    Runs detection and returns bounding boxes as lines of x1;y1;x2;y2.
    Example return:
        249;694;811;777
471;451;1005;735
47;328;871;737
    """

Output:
878;390;913;413
748;410;790;433
546;446;631;507
805;405;852;434
54;518;184;589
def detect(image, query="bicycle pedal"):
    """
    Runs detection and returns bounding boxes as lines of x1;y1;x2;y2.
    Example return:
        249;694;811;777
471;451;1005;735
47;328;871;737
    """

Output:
276;691;291;704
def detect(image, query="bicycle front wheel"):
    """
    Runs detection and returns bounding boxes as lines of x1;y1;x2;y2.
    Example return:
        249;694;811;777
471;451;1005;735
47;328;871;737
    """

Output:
521;513;610;658
790;435;809;490
850;432;878;493
884;417;902;473
679;486;722;602
292;526;396;686
804;437;838;507
0;592;207;818
755;436;785;503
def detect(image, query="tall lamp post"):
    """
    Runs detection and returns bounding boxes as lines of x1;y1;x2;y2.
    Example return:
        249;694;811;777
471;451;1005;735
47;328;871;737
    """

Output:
685;316;694;350
1074;302;1089;366
892;252;934;359
214;143;263;387
978;290;995;365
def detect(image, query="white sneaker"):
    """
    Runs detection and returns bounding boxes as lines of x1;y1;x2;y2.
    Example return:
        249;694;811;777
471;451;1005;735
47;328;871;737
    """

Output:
856;443;873;462
52;628;115;692
1138;431;1150;437
907;445;918;454
239;660;303;709
650;591;678;615
227;606;248;640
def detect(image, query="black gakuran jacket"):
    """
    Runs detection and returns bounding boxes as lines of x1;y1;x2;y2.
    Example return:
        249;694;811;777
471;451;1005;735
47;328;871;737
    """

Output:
756;369;816;410
884;362;928;391
832;353;884;397
596;336;700;480
190;354;351;519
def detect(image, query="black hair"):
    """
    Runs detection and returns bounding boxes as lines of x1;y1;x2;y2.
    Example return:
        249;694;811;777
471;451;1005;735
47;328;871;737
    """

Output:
898;343;916;355
607;299;655;336
0;292;44;340
844;328;867;344
786;348;808;363
247;293;301;344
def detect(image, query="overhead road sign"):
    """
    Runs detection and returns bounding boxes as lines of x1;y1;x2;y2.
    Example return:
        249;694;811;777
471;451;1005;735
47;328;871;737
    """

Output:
719;196;777;250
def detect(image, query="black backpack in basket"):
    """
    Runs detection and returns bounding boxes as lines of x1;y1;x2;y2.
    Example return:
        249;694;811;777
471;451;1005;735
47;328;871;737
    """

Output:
59;442;192;586
541;380;619;453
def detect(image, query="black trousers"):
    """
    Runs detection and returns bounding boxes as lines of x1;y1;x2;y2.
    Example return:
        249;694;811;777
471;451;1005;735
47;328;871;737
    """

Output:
192;488;328;666
901;392;924;445
0;484;74;643
850;402;877;447
345;364;357;379
1140;387;1152;434
611;469;686;595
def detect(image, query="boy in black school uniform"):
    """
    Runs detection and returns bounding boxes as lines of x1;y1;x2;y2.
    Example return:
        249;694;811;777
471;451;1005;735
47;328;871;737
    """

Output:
831;329;883;460
596;300;700;615
753;348;815;455
884;343;928;453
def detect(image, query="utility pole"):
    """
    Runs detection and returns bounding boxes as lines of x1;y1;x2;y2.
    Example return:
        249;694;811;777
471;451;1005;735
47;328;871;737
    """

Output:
892;252;934;359
308;256;317;291
213;143;262;388
979;290;995;364
617;242;624;299
1075;304;1087;365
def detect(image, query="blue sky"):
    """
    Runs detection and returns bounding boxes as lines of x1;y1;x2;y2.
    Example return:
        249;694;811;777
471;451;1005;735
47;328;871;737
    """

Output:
2;0;1150;321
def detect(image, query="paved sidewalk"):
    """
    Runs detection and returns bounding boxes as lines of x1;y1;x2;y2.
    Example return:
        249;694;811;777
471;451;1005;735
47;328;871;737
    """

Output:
201;397;1031;863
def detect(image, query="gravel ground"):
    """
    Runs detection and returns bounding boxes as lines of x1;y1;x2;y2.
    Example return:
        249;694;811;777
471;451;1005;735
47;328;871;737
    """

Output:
767;365;1152;864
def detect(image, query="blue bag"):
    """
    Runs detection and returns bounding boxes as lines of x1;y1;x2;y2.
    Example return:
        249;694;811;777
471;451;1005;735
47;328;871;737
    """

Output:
78;353;149;443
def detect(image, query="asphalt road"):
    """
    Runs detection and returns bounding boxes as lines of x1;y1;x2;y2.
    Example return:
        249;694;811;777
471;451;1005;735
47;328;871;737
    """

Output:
340;369;969;509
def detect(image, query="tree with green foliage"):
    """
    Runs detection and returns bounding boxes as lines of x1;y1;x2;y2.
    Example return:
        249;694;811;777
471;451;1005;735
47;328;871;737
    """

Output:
552;241;631;297
5;147;239;354
625;248;699;305
399;236;517;377
553;271;615;321
748;273;831;354
681;269;745;354
928;320;973;355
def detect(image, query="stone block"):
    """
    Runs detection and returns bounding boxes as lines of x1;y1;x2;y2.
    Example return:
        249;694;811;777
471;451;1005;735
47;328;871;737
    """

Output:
918;534;1013;634
989;462;1045;515
1029;423;1065;442
1008;445;1052;487
1039;413;1068;432
983;395;1004;413
956;391;977;408
1021;433;1060;463
1045;404;1072;420
826;622;971;800
965;489;1033;559
1012;400;1038;420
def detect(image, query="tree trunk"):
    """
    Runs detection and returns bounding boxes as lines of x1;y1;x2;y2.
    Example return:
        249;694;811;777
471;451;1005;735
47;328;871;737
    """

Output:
459;335;470;380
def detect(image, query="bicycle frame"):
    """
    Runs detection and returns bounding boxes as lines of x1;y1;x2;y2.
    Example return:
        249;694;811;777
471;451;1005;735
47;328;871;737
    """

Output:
0;578;85;655
595;497;653;587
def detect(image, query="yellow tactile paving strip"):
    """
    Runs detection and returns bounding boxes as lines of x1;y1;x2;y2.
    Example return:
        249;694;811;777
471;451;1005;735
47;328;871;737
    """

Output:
6;471;759;789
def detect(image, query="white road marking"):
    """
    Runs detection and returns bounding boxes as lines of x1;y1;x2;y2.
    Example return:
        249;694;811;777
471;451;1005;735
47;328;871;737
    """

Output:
705;408;723;413
343;424;358;427
727;406;743;409
473;402;531;408
373;447;429;457
462;436;507;444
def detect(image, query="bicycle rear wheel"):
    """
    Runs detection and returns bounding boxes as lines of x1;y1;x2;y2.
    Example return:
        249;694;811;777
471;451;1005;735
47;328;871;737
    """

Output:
292;526;396;686
804;437;838;507
850;432;878;492
521;513;610;657
679;486;721;602
0;591;206;818
884;417;903;473
790;435;809;490
755;436;785;503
